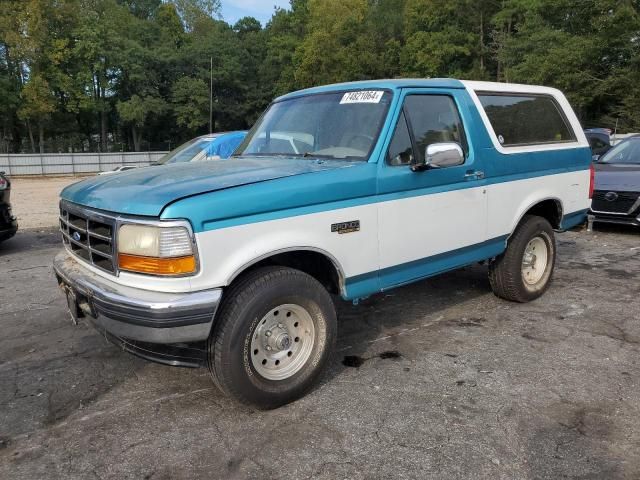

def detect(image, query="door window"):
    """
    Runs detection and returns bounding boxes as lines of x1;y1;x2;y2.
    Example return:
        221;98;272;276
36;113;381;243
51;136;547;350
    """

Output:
387;111;414;166
386;95;467;167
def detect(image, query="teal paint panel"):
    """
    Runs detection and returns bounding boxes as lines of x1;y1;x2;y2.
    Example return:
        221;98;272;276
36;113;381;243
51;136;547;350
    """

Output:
343;235;508;300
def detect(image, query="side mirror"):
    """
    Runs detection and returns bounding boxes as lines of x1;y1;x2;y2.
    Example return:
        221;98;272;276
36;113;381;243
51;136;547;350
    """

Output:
412;142;464;172
591;154;600;162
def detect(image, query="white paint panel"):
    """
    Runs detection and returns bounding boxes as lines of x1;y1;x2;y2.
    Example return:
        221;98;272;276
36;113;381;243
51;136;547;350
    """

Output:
378;186;487;270
486;170;591;238
188;204;380;292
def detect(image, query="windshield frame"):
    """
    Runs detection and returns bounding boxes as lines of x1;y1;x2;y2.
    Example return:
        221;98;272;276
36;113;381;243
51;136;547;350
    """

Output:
233;88;394;161
597;137;640;165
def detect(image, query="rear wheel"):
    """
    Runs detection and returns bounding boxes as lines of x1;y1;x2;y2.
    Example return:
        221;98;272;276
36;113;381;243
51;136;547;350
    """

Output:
489;215;556;302
207;266;337;409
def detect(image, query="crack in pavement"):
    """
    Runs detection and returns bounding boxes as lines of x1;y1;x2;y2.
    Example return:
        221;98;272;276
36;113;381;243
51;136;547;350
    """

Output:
3;265;51;274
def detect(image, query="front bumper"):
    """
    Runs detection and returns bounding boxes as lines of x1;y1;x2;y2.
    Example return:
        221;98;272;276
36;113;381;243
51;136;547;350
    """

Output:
53;250;222;365
589;211;640;227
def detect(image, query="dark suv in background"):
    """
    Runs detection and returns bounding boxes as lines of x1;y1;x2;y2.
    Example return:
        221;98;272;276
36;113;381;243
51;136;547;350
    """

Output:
0;172;18;243
590;135;640;227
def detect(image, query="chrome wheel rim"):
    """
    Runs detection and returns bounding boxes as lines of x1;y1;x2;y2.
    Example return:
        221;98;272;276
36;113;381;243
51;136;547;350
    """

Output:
250;304;315;381
522;236;548;285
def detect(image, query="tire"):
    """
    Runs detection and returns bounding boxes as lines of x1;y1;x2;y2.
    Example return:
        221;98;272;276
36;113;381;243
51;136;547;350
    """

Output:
489;215;556;303
207;266;337;409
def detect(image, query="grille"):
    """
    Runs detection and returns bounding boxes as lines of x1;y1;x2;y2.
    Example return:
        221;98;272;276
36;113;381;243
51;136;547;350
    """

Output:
59;201;117;273
592;191;639;215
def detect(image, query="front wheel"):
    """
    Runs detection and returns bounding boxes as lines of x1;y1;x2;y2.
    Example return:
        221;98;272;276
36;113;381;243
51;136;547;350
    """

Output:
489;215;556;302
207;266;337;409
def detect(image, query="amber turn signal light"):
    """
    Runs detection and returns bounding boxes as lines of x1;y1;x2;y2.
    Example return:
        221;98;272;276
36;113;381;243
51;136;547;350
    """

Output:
118;254;196;275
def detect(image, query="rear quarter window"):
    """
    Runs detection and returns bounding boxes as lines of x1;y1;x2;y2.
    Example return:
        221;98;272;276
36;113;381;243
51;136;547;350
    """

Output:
478;93;576;147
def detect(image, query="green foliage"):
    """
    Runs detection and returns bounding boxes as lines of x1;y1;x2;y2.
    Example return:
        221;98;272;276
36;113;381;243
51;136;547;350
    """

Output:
295;0;369;86
117;95;167;126
0;0;639;153
171;0;222;30
18;74;56;121
171;76;210;131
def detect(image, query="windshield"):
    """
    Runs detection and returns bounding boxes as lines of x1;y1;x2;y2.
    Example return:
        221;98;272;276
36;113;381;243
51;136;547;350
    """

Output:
235;90;392;160
598;138;640;164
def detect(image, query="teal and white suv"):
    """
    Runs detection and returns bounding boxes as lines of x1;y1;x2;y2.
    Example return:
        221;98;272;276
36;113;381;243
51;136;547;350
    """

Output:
54;79;592;407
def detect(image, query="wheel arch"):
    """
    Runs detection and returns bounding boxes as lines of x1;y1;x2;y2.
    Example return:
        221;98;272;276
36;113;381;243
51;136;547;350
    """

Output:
509;197;564;240
227;247;347;297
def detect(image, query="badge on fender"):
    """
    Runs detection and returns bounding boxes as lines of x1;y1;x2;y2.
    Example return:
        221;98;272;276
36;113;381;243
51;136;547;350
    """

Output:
331;220;360;234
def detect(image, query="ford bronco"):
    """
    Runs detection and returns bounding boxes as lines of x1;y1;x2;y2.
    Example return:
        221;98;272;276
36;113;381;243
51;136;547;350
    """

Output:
54;79;593;408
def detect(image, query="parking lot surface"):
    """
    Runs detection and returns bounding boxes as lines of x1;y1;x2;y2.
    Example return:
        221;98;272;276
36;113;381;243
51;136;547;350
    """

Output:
1;226;639;479
10;177;84;229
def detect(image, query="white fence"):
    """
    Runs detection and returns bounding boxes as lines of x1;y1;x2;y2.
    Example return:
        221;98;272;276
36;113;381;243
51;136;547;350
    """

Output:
0;152;168;176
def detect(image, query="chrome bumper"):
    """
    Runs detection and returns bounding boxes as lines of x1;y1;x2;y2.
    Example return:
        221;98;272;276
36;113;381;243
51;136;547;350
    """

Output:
53;250;222;344
588;212;640;228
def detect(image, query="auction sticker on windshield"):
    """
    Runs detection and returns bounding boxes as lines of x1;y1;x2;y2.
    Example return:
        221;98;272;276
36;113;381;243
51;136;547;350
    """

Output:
340;91;384;104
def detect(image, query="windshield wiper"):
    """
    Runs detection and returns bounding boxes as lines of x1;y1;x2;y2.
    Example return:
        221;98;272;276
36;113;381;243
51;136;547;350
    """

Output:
301;152;336;158
232;152;361;160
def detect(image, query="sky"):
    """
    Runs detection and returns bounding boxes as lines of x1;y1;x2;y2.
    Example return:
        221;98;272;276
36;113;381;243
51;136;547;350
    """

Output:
220;0;291;26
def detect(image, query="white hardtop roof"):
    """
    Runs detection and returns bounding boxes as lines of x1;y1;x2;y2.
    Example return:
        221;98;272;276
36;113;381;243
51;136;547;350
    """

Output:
460;80;563;96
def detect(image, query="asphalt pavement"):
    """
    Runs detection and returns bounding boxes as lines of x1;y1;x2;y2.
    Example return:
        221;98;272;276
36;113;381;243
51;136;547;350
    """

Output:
1;226;639;479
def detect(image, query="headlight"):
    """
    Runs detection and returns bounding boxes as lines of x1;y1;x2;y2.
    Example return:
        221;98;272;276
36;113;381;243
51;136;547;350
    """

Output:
117;224;197;276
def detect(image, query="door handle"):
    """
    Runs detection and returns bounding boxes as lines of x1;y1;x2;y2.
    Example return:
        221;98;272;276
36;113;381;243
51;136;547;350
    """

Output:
464;170;485;180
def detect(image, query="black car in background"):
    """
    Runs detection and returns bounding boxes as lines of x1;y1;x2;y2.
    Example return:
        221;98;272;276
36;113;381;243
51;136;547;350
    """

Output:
584;128;612;160
590;135;640;227
0;171;18;242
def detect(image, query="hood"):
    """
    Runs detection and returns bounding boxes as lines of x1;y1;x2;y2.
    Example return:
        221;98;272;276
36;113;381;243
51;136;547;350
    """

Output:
61;158;359;216
594;163;640;191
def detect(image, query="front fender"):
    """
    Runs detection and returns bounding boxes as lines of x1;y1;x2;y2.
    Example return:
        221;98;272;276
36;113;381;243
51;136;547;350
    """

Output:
186;202;379;293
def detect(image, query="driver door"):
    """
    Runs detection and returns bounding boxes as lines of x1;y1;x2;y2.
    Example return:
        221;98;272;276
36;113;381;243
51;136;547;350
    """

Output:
376;89;489;289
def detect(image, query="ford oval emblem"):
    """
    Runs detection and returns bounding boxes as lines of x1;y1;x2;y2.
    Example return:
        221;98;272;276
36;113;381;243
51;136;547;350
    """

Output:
72;231;82;242
604;192;618;202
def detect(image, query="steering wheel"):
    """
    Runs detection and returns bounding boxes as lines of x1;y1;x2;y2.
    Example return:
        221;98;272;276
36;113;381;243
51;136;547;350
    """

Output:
346;133;375;150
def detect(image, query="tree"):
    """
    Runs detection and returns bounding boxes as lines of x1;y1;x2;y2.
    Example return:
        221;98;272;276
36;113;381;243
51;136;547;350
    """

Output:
261;1;309;95
1;0;639;153
18;74;55;153
171;76;209;131
401;0;497;79
170;0;221;30
0;1;27;152
72;0;130;151
295;0;369;87
117;95;167;150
